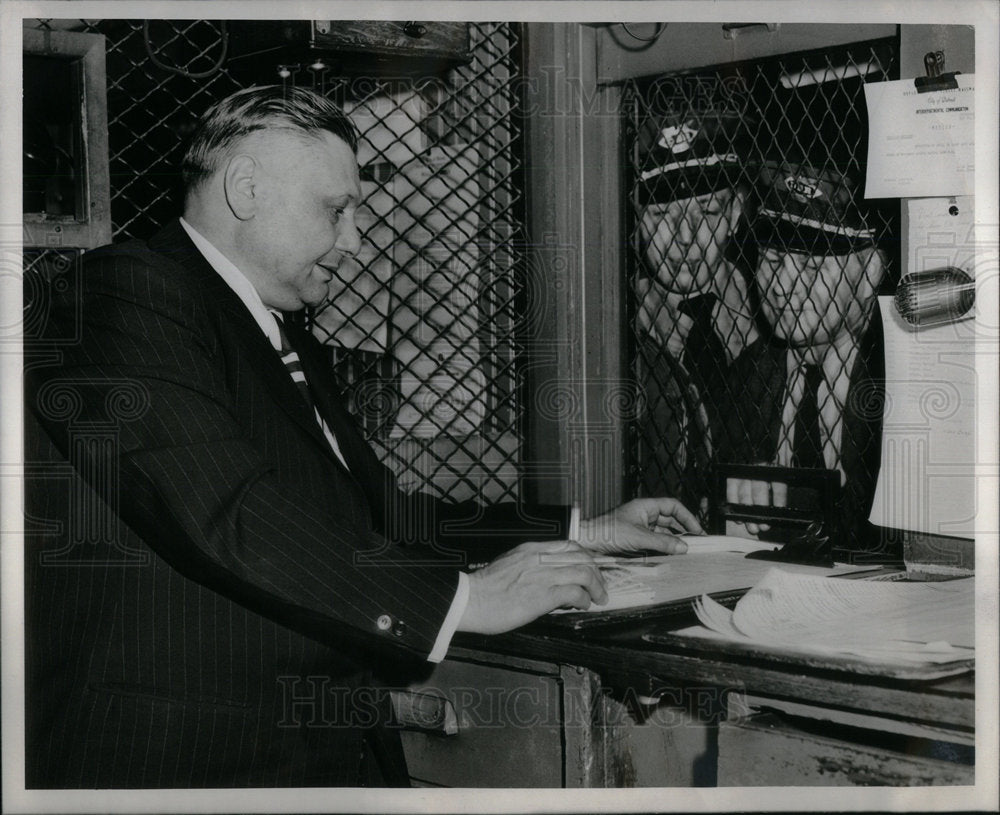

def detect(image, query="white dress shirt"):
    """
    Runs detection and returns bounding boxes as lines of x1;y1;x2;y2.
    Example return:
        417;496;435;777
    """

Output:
774;332;861;486
179;217;466;662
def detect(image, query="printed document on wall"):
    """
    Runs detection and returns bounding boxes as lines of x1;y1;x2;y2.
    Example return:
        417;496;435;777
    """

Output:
869;296;976;537
864;75;974;198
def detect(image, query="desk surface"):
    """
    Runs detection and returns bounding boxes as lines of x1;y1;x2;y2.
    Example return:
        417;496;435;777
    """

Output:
454;622;975;734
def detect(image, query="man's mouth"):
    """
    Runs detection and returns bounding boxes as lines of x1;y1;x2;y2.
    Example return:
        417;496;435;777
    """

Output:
315;263;337;282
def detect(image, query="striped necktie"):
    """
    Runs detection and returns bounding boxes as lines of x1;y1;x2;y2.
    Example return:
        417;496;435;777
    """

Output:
271;314;351;470
273;315;316;414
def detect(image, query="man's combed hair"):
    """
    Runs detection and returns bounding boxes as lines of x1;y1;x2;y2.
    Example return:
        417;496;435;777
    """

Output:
181;85;360;193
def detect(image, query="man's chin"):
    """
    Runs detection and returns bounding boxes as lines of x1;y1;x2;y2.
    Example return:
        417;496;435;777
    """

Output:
301;290;330;309
658;267;712;295
778;328;836;349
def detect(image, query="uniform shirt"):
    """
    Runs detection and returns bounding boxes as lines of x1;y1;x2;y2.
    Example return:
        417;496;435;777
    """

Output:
773;332;861;486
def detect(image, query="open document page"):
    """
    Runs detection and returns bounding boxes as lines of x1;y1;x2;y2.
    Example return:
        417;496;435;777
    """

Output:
554;536;876;614
869;291;977;537
686;568;974;665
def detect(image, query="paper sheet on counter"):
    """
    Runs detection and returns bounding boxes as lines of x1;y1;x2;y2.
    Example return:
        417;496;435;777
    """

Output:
869;296;976;536
864;74;974;198
689;568;974;665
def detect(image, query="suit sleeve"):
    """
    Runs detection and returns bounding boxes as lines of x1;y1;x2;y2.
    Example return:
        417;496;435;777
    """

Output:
25;250;467;663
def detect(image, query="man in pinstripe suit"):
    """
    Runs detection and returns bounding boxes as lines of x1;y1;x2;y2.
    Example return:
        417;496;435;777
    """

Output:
23;86;700;788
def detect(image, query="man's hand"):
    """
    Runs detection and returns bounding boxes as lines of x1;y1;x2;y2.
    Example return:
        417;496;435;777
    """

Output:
458;541;607;635
726;475;787;535
577;497;704;556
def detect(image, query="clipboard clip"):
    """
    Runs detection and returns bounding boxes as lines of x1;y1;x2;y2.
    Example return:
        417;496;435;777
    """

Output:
914;50;960;92
745;520;834;567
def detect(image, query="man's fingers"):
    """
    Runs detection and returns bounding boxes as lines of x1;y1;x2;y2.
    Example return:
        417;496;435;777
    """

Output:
736;478;753;506
514;544;607;603
753;479;775;531
649;498;703;534
750;479;770;505
726;477;741;504
728;478;776;534
521;538;581;553
537;542;597;566
623;527;688;555
460;547;608;633
551;584;597;611
555;563;608;606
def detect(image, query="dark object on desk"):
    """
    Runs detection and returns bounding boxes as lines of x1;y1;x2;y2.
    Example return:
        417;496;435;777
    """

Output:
711;464;840;562
745;520;834;568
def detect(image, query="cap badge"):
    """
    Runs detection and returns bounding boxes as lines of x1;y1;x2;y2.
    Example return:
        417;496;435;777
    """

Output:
784;175;823;203
658;121;700;154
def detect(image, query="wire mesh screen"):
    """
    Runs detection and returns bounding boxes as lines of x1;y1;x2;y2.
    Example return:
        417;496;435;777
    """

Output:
313;25;524;503
624;39;899;556
23;18;525;505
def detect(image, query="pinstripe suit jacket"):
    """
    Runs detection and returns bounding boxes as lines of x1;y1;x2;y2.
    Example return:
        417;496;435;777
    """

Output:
23;219;570;788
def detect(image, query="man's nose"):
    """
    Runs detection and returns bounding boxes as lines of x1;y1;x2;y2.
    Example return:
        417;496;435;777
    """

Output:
675;215;694;244
334;215;362;258
764;253;801;300
780;252;804;281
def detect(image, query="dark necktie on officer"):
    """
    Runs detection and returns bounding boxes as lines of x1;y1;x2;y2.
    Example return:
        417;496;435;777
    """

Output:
792;363;825;469
677;293;727;429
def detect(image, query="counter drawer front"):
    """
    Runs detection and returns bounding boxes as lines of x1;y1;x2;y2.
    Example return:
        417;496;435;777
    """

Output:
398;657;579;787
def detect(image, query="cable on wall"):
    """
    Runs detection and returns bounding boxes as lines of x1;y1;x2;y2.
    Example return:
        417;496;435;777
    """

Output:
143;21;229;79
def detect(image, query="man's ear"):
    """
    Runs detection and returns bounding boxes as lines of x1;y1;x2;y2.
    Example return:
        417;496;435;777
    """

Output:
223;154;258;220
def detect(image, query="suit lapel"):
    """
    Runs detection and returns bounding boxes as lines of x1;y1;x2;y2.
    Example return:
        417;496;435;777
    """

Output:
148;220;340;459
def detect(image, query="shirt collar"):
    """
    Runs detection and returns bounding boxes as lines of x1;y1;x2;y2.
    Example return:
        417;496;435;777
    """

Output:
179;217;282;353
788;331;859;404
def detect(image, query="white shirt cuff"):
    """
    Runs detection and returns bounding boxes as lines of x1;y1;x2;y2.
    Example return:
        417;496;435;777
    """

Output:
427;571;469;663
569;505;581;542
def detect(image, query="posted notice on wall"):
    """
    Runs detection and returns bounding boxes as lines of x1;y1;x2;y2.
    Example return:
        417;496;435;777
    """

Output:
869;296;976;538
864;74;974;198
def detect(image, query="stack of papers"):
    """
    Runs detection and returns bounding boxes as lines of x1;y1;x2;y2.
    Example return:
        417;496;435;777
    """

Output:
688;568;974;665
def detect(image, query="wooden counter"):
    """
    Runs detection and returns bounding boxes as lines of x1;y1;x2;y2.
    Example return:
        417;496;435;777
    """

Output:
393;621;975;787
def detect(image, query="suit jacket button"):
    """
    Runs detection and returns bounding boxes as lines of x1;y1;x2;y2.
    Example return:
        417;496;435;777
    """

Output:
392;621;407;637
376;614;392;631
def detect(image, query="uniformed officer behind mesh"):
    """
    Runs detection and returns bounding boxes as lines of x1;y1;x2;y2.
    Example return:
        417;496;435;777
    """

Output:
632;109;759;518
723;161;888;553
